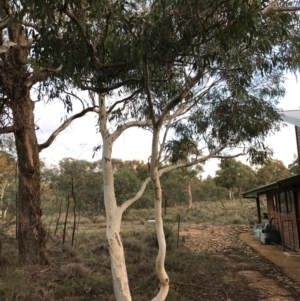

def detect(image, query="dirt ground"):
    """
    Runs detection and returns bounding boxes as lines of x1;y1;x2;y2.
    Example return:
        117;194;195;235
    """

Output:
2;222;300;300
180;224;300;301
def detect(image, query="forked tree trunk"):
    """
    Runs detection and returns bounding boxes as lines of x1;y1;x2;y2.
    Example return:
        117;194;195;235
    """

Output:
99;93;132;301
103;136;132;301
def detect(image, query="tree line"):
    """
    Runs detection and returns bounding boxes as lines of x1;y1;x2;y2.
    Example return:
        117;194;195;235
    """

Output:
1;155;297;219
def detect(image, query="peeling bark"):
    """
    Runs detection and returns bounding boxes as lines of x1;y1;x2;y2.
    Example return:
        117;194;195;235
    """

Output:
2;23;48;264
12;91;48;264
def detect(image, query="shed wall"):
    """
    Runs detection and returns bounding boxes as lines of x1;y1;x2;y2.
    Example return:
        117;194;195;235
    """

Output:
266;190;300;250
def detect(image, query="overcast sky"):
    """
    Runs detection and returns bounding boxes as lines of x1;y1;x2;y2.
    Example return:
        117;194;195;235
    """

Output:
35;74;299;178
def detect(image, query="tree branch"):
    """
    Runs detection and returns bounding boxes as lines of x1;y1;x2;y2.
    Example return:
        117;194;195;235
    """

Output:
110;120;152;142
63;0;97;59
0;126;15;134
262;5;300;13
62;90;88;110
158;119;172;162
120;146;246;210
262;0;300;14
81;79;137;94
157;104;190;162
0;16;10;30
107;88;143;114
120;177;152;212
158;67;207;128
213;153;247;159
25;65;63;88
38;107;95;151
0;3;13;30
63;0;123;69
144;63;156;126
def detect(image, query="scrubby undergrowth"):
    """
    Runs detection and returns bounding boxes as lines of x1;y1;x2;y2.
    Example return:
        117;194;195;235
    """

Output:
0;199;270;300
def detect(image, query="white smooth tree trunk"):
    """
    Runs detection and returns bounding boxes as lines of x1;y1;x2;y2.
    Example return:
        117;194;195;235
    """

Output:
98;93;132;301
150;128;169;301
0;180;7;218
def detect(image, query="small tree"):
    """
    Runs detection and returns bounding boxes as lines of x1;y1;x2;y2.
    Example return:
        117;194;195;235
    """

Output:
256;159;291;185
215;159;257;200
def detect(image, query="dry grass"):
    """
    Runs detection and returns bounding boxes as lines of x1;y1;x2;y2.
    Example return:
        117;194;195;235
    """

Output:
0;199;277;301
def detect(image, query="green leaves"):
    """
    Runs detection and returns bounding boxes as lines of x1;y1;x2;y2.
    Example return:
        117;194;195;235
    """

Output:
215;158;257;192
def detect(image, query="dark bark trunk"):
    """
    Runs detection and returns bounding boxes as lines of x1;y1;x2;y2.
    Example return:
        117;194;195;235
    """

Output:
75;209;81;248
11;91;48;265
54;197;63;237
2;24;47;264
15;162;18;239
71;177;76;247
63;195;70;245
45;213;54;243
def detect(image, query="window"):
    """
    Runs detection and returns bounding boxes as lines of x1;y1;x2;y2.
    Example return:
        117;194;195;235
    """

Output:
286;190;295;213
278;192;287;213
273;194;279;212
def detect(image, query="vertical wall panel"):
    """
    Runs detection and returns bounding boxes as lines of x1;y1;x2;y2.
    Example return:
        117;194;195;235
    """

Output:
296;126;300;171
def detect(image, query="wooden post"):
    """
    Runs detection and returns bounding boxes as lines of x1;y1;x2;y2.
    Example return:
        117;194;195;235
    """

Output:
295;126;300;173
177;213;180;248
256;196;262;223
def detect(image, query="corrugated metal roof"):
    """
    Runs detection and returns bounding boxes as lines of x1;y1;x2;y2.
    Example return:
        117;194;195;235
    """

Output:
282;110;300;126
242;174;300;198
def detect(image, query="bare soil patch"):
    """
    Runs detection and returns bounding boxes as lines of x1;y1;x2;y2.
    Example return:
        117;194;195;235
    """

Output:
181;224;300;301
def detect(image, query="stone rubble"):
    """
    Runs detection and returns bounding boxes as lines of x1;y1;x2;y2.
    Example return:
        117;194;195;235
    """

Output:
181;224;251;254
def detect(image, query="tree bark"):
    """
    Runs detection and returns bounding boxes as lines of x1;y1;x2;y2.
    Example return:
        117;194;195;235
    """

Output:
2;23;48;264
0;180;7;218
71;177;76;247
63;195;70;245
11;92;48;264
99;93;132;301
150;128;169;301
54;197;63;237
187;180;192;209
12;91;48;264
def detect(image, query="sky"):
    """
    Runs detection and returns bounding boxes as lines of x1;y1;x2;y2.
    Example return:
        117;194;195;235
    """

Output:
35;74;299;178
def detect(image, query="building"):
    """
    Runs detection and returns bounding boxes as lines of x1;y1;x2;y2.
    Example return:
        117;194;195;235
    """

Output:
242;110;300;251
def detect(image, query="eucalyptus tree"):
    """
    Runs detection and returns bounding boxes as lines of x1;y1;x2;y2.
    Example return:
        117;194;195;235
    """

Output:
256;159;291;185
0;1;99;263
193;176;229;203
1;0;300;299
53;1;300;301
215;159;257;199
